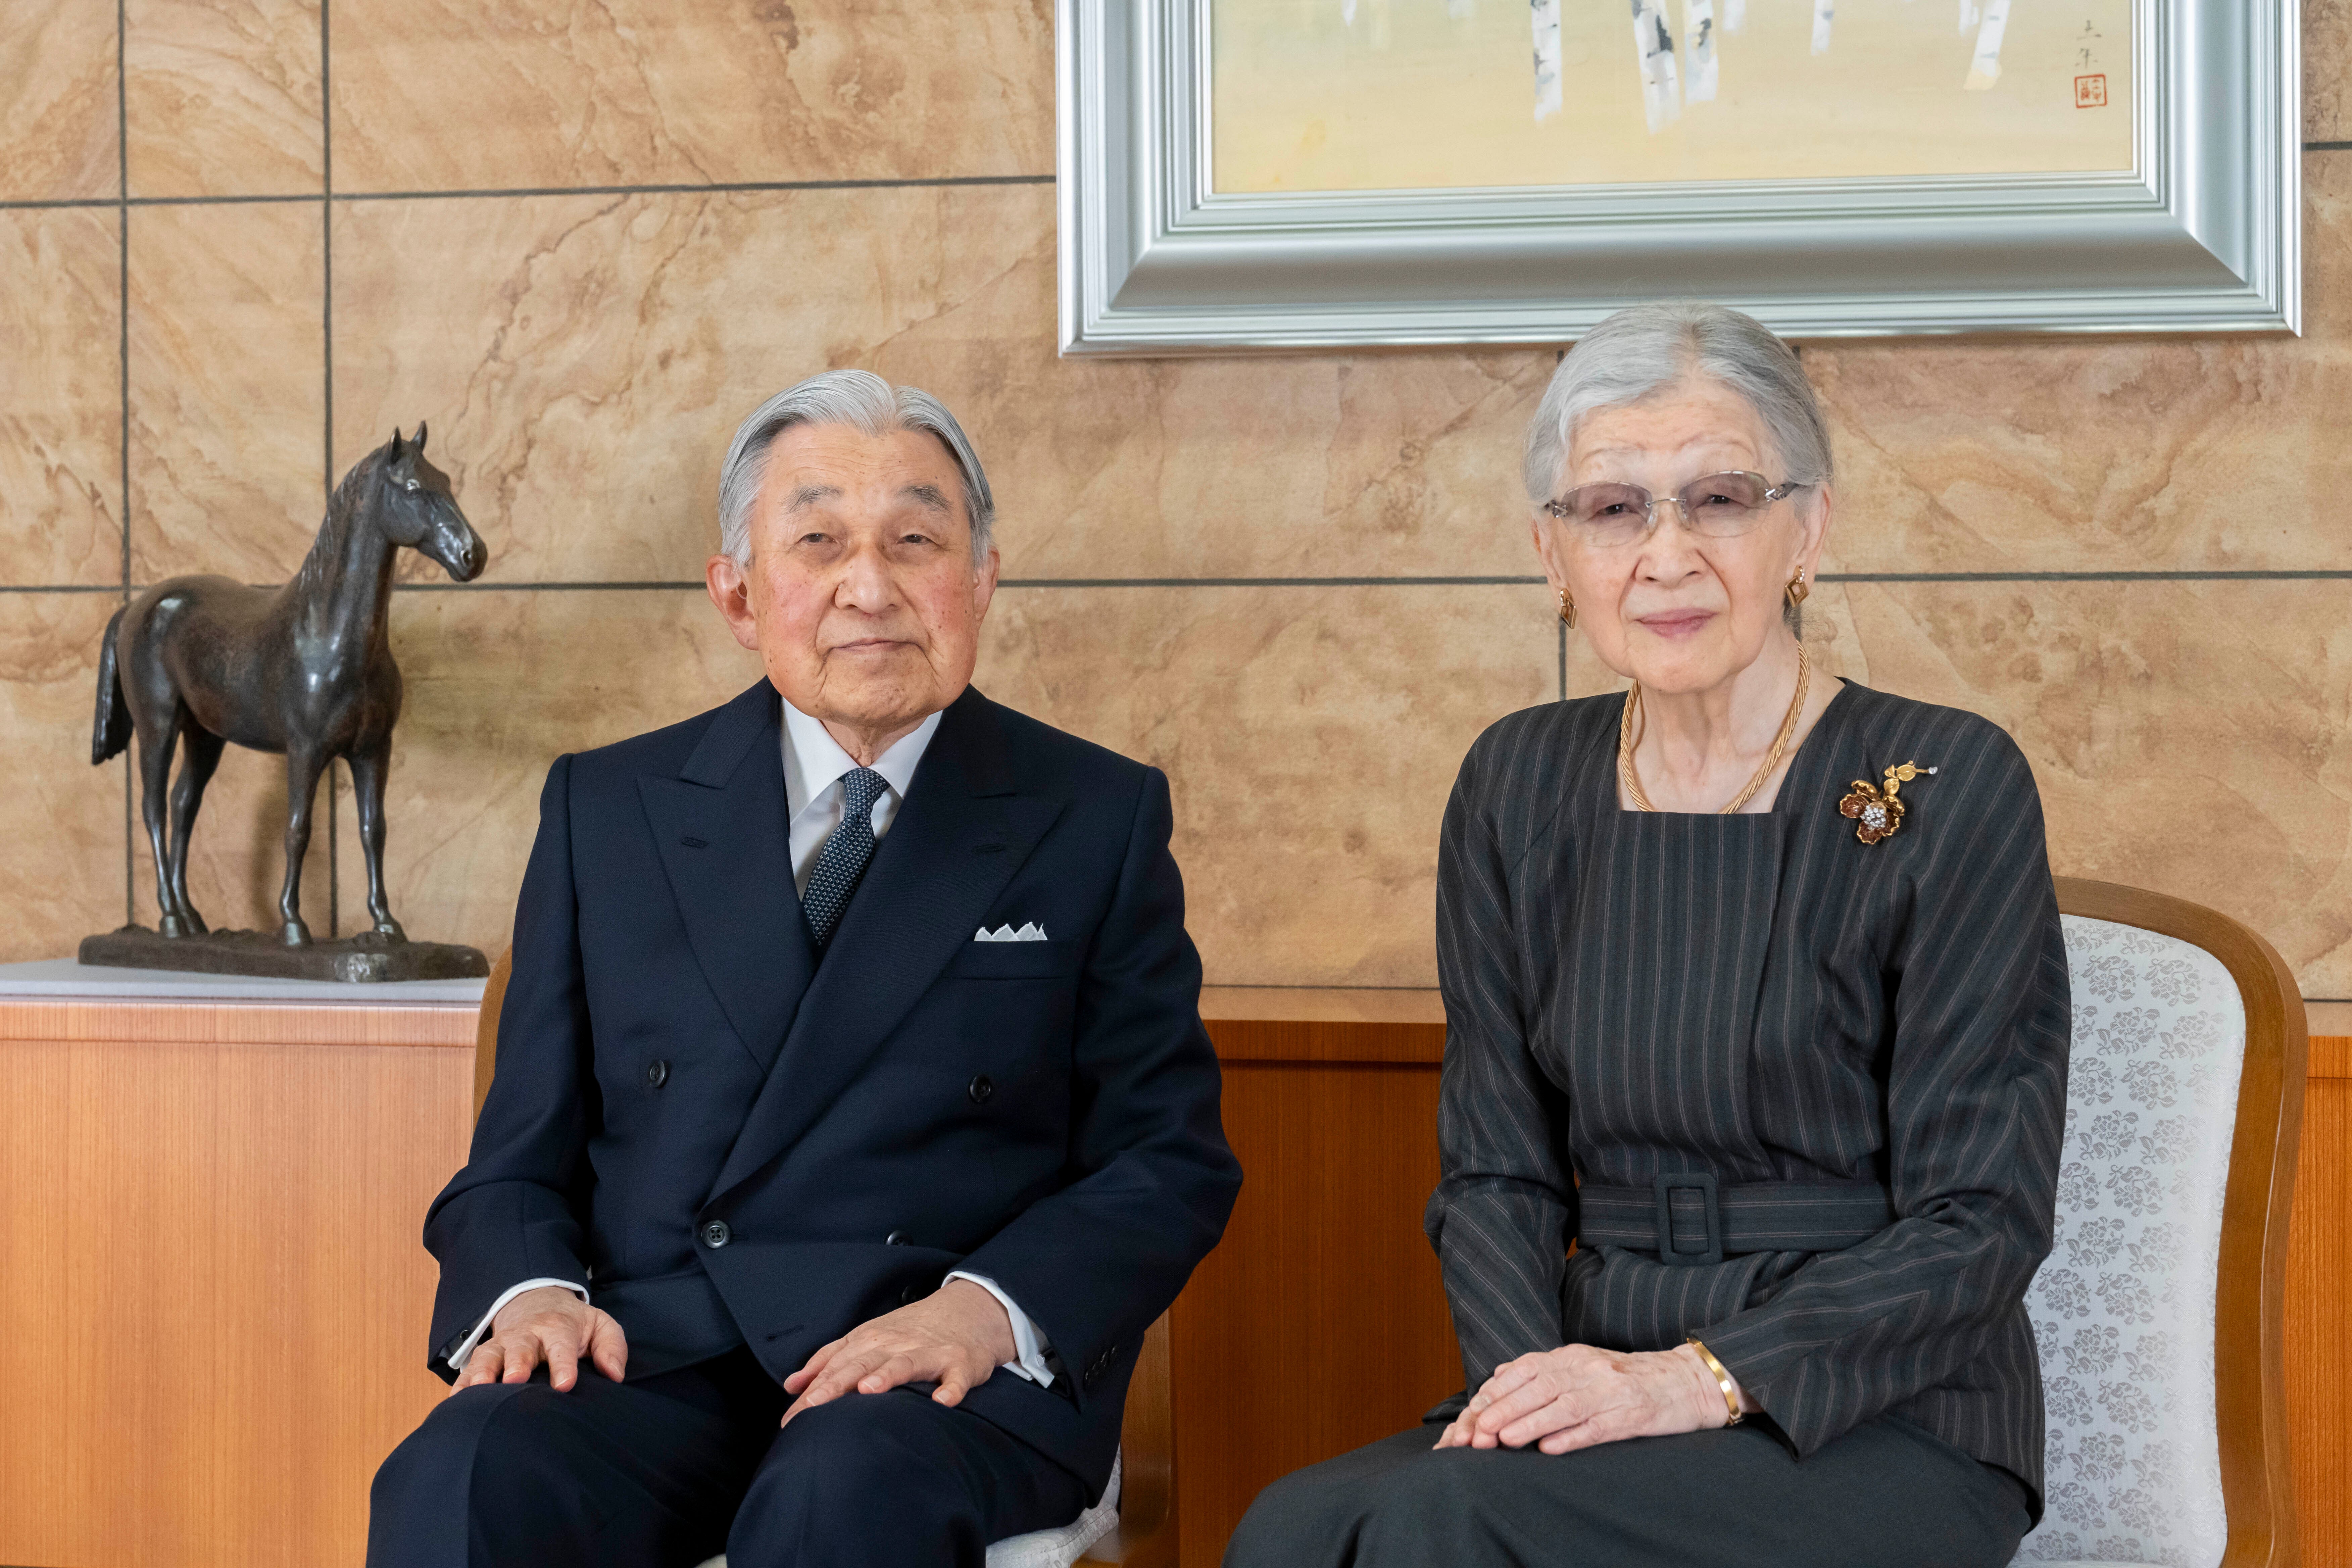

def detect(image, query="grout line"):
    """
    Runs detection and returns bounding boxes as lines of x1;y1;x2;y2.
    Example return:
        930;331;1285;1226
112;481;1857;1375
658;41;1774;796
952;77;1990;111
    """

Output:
2305;141;2352;152
116;0;133;930
333;174;1057;202
0;174;1057;213
13;568;2352;595
322;0;337;938
1825;570;2352;582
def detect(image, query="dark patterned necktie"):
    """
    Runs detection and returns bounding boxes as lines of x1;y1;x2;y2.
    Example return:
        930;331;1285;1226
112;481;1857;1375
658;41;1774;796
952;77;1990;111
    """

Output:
803;767;886;949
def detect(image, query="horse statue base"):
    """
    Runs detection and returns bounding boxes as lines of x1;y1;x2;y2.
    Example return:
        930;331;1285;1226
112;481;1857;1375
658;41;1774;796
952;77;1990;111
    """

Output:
80;925;489;985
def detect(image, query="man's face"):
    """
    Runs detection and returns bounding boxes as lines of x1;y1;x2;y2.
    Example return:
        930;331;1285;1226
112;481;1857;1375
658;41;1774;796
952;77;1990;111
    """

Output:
706;422;998;749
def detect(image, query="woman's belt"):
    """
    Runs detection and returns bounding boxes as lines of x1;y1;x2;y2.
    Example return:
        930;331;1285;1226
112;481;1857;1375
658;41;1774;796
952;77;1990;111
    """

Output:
1576;1173;1897;1265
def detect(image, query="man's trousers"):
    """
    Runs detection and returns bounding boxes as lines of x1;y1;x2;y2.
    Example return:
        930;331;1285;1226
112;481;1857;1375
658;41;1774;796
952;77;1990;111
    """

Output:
366;1346;1091;1567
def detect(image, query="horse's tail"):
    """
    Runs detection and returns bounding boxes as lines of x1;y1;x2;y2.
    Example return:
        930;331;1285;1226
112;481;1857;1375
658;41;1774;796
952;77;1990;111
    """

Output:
92;606;134;764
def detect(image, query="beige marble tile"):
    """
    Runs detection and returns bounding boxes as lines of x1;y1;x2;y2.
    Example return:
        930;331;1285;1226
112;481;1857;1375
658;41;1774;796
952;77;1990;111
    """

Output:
331;185;1552;588
0;595;134;960
2309;0;2352;144
976;582;1560;986
125;0;323;198
1805;154;2352;576
0;210;122;587
1791;577;2352;999
127;201;325;585
327;589;763;950
127;725;334;940
328;0;1051;193
0;0;117;202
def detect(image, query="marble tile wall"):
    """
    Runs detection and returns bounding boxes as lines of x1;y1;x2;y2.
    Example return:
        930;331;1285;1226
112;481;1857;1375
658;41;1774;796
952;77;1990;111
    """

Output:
2;2;2348;998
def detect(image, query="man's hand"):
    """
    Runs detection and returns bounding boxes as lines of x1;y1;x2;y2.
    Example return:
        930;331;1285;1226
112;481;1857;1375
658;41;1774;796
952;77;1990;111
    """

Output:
781;1279;1017;1426
1431;1343;1731;1455
452;1285;629;1394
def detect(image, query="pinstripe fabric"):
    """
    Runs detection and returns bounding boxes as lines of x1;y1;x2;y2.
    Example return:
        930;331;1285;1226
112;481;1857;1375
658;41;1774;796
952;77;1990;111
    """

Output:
1424;681;2070;1513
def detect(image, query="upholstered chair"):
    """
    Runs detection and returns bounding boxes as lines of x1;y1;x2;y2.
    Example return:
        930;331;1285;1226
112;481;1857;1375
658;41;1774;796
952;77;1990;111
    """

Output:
2014;879;2305;1568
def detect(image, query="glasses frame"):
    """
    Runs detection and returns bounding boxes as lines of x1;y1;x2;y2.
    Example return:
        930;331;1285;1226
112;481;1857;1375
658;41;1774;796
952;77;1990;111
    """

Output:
1541;471;1815;542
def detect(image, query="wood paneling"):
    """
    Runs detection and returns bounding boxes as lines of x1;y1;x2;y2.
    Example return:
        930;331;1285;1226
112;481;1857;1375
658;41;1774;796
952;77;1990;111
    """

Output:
0;998;473;1568
0;991;2336;1568
1168;1013;1455;1566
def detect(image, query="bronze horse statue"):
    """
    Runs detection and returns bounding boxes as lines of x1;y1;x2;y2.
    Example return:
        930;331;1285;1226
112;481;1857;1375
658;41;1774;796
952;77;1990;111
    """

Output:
93;425;487;947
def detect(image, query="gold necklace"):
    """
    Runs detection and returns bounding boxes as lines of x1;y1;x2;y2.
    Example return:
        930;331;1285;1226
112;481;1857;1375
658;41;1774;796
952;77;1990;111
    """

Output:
1619;644;1811;815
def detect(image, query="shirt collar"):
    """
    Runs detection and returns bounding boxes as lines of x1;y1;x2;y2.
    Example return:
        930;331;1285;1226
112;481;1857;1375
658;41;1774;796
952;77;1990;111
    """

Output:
780;698;943;822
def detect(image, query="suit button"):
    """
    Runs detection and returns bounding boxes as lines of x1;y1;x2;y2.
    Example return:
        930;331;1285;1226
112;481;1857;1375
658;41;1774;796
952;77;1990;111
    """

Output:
899;1283;923;1307
967;1074;995;1105
885;1229;910;1246
699;1220;731;1250
646;1059;670;1089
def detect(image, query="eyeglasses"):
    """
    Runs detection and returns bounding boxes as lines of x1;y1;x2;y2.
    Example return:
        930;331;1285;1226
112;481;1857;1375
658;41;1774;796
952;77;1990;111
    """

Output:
1542;471;1813;548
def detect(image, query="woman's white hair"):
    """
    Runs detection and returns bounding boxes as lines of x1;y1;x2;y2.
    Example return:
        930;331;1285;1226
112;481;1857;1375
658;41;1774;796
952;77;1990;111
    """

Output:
1521;300;1835;505
717;369;996;567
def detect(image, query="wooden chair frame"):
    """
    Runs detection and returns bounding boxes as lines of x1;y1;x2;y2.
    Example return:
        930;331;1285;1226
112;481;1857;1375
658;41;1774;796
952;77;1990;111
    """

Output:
2055;877;2307;1568
471;947;1178;1565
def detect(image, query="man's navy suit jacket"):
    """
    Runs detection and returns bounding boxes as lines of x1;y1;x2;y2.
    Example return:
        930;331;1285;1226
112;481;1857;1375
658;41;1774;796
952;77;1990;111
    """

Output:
422;680;1242;1492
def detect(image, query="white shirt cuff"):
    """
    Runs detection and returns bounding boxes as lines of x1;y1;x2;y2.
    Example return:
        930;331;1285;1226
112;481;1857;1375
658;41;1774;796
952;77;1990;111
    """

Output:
943;1270;1057;1388
445;1277;588;1371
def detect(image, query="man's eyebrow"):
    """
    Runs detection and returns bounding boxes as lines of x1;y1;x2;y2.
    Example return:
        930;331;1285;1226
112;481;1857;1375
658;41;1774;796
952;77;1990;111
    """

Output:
896;483;953;512
785;483;842;511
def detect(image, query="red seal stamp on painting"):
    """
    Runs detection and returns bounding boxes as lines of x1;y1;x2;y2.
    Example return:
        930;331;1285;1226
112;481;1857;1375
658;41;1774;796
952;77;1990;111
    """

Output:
2075;74;2109;108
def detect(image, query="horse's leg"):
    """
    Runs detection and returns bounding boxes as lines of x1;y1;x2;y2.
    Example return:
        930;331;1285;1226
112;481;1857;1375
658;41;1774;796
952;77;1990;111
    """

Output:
138;703;189;937
277;746;327;947
166;726;226;935
347;744;404;941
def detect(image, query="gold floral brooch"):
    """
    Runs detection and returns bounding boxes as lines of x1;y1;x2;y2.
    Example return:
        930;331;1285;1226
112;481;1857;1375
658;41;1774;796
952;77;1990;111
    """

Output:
1839;762;1937;844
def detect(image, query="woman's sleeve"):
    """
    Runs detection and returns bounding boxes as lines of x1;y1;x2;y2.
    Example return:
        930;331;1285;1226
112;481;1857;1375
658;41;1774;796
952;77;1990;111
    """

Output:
1423;735;1578;1391
1695;721;2071;1456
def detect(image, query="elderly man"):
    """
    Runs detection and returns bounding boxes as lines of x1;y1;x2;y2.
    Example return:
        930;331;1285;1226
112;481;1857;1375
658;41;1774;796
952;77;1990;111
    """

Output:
368;371;1242;1567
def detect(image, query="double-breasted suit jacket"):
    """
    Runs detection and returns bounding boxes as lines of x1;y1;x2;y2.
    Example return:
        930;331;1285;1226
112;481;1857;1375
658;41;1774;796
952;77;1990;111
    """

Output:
1426;681;2070;1513
423;680;1242;1493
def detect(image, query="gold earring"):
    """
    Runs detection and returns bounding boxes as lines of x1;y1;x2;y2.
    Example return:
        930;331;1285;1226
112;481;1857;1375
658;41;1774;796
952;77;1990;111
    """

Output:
1558;588;1576;628
1785;569;1810;609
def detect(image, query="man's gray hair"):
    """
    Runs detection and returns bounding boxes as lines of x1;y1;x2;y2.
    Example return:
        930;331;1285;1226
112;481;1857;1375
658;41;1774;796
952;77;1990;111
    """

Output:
1521;300;1835;505
717;369;996;566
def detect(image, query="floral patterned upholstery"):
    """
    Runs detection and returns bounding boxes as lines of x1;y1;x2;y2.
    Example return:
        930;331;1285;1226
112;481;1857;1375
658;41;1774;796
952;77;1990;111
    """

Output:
2012;916;2246;1568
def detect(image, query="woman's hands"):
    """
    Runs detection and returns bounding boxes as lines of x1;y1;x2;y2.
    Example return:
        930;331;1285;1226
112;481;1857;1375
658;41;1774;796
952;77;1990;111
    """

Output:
1433;1343;1738;1455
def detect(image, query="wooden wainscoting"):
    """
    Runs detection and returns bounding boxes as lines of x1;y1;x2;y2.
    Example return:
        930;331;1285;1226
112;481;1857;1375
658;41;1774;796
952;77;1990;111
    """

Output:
0;990;2337;1567
0;996;475;1568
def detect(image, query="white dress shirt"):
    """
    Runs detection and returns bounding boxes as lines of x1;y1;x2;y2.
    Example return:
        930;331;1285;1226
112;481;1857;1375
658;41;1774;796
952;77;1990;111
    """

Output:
448;698;1057;1388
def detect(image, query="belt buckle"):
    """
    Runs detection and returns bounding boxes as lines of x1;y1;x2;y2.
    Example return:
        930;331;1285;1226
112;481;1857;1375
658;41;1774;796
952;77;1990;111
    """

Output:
1653;1171;1723;1266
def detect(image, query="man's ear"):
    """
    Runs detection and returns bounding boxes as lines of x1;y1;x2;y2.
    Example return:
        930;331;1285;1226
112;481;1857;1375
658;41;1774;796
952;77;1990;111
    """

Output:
705;554;763;653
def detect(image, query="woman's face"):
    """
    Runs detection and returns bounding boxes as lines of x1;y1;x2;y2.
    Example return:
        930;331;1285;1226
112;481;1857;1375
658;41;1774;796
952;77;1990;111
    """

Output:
1531;377;1830;698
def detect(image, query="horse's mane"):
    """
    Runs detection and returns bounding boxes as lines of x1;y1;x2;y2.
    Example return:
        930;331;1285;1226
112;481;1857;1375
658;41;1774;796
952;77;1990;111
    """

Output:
289;444;384;596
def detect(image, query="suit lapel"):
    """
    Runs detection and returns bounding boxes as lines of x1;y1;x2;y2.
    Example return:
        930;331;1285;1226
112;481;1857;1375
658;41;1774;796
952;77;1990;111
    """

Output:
637;681;817;1075
707;688;1067;1204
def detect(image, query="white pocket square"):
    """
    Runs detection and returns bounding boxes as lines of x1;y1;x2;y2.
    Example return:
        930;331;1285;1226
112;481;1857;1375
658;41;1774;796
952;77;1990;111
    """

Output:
975;922;1048;942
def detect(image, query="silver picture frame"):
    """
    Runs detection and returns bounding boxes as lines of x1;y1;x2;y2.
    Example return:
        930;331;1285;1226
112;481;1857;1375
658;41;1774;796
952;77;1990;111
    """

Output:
1057;0;2301;354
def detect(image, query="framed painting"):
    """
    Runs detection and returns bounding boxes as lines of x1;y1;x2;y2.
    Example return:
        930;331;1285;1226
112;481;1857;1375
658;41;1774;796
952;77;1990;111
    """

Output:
1056;0;2300;352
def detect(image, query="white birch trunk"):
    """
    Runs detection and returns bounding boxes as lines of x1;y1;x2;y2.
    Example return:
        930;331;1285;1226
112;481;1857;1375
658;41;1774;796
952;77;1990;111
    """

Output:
1531;0;1563;121
1631;0;1682;133
1965;0;2011;89
1683;0;1719;101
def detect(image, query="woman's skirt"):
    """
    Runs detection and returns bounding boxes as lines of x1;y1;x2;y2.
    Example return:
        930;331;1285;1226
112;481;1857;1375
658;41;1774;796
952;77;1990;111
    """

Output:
1222;1414;2031;1568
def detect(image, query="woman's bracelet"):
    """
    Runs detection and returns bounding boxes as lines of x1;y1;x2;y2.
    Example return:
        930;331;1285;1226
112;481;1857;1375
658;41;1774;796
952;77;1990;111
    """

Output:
1686;1337;1744;1427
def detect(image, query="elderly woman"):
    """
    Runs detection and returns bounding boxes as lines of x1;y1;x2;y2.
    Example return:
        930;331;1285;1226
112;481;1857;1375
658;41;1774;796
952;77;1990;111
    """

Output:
1225;301;2068;1568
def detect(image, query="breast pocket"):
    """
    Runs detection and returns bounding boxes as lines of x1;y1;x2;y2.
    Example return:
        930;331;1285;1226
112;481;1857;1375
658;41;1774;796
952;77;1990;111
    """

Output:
947;938;1083;980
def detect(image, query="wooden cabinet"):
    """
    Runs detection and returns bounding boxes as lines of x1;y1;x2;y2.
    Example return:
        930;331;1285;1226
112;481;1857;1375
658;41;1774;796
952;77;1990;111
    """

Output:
0;985;2339;1566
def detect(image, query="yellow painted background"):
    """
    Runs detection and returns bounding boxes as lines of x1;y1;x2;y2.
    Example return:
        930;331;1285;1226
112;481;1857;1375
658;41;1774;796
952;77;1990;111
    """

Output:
1213;0;2138;192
